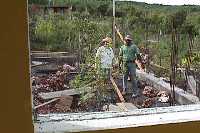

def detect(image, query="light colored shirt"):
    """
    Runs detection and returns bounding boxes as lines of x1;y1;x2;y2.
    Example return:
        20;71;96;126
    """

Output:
96;46;114;68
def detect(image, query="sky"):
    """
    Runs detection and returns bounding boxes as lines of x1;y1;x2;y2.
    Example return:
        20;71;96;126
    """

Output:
116;0;200;5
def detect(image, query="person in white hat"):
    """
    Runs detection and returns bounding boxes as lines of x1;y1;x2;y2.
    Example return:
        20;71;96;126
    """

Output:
95;37;114;80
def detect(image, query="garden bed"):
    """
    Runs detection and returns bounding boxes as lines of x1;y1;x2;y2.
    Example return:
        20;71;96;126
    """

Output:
32;64;173;115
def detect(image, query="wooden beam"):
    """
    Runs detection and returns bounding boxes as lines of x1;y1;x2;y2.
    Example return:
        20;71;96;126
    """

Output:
39;89;80;100
31;56;77;62
110;76;125;102
38;84;96;100
110;76;128;111
117;103;138;110
31;51;70;57
31;63;49;68
38;80;98;100
104;103;138;112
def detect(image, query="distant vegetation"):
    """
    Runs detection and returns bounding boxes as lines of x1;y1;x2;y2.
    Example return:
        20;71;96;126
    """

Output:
28;0;200;70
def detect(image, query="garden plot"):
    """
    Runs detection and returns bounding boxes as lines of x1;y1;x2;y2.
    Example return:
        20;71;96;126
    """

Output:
30;52;200;116
31;65;183;116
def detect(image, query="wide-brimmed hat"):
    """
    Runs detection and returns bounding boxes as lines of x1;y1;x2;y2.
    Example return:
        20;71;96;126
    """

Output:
102;37;112;44
124;35;132;41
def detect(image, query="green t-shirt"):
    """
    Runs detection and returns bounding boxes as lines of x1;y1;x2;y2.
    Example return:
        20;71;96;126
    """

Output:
119;44;140;62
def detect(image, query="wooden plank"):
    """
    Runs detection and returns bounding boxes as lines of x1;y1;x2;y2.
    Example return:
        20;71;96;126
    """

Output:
117;103;128;111
117;103;138;110
109;104;123;111
110;76;128;111
31;56;76;62
122;103;137;110
31;63;49;68
39;89;80;100
110;76;125;103
31;52;70;58
32;57;51;59
103;104;123;112
32;56;76;59
38;85;95;100
104;103;137;112
31;51;48;53
31;51;69;54
34;98;59;109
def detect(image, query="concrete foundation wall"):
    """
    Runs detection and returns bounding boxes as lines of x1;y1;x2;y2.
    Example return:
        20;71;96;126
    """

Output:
136;70;200;105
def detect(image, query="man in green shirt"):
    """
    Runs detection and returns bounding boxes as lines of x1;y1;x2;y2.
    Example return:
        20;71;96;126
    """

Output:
118;35;143;97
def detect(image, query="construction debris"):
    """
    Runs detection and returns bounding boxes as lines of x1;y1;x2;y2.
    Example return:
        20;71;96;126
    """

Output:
142;98;155;108
141;86;170;108
32;64;79;114
157;91;170;103
142;86;159;98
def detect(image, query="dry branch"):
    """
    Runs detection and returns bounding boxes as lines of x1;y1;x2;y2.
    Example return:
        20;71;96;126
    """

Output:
34;98;60;109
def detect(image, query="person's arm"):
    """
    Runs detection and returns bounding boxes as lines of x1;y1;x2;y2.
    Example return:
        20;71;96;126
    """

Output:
115;26;126;44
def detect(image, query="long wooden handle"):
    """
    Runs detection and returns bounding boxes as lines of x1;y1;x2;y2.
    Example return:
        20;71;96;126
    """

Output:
110;76;125;102
115;26;126;44
110;76;128;111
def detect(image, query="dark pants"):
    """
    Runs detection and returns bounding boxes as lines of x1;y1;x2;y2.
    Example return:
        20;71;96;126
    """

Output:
122;62;139;95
